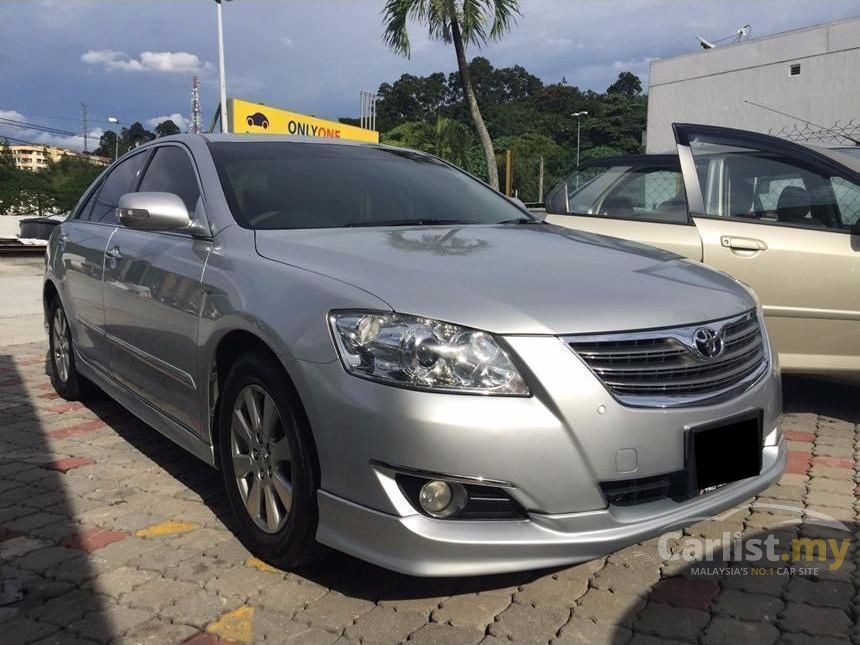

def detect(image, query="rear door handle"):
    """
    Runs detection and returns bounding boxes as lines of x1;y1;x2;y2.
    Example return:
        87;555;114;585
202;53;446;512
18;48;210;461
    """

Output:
105;246;123;260
720;236;767;252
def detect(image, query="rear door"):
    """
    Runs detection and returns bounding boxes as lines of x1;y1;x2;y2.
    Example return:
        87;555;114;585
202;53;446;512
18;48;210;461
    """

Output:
675;124;860;374
544;160;702;260
102;144;213;434
57;151;148;369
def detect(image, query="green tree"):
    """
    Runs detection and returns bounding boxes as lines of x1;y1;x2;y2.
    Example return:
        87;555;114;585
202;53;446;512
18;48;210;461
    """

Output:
0;139;27;215
44;155;103;213
606;71;643;98
382;0;521;190
93;130;118;159
155;119;181;137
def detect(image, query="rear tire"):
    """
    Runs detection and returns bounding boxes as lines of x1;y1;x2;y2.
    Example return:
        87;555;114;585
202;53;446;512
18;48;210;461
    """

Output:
217;352;320;569
47;298;91;401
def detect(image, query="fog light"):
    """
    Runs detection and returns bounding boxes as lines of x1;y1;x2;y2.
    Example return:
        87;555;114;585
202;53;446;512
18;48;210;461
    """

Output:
418;480;467;518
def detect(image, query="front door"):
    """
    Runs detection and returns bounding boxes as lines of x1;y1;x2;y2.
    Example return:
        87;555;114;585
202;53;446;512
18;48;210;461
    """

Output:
675;124;860;374
102;145;212;433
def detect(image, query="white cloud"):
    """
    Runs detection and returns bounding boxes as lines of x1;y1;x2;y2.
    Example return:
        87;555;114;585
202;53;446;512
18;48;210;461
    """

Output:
82;49;205;73
0;109;102;153
146;113;189;132
280;36;294;47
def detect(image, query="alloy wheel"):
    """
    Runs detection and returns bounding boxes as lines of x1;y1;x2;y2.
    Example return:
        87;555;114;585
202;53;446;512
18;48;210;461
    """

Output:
52;308;70;384
230;384;294;533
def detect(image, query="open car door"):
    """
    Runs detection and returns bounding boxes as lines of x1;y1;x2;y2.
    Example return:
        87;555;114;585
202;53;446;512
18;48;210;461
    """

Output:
674;123;860;374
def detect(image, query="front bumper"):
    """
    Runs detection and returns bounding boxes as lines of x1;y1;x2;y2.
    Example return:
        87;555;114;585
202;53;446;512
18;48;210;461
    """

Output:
285;333;784;576
317;439;785;576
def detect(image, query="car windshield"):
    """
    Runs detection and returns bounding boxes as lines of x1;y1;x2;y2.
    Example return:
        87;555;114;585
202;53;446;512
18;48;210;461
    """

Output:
208;141;530;229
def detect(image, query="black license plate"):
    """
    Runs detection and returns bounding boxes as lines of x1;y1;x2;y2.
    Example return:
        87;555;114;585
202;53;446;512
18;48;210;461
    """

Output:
687;411;763;494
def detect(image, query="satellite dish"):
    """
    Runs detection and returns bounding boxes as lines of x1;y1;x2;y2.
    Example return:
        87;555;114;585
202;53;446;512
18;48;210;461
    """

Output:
697;36;717;49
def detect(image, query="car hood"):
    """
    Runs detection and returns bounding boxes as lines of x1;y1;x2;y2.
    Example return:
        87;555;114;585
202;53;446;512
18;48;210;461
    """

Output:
255;224;755;335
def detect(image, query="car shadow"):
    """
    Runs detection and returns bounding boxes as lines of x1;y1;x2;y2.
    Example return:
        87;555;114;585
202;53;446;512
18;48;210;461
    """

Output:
1;351;114;642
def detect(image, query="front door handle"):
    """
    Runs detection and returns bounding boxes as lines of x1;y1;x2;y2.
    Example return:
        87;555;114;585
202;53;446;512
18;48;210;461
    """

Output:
105;246;123;261
720;236;767;252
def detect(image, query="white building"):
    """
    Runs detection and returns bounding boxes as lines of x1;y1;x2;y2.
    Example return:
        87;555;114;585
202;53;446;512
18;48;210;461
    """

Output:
646;17;860;152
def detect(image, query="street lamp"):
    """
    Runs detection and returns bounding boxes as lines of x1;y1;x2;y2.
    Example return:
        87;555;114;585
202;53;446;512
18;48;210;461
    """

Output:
571;111;588;168
107;117;121;160
214;0;232;134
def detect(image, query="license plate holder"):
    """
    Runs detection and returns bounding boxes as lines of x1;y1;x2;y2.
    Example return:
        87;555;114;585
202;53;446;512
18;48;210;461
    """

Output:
686;411;763;496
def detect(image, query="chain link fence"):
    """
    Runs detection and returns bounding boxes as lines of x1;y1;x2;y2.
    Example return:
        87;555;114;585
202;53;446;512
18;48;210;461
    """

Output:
767;119;860;147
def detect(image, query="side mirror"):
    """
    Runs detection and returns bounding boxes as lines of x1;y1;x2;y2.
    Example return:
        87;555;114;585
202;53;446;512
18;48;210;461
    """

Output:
117;192;192;231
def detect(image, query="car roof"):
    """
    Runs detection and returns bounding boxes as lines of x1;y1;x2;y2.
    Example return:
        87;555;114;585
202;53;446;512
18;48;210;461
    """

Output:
580;154;680;169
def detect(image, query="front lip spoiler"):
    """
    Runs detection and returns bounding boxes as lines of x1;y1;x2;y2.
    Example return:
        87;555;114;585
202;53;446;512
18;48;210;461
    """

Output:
317;440;786;577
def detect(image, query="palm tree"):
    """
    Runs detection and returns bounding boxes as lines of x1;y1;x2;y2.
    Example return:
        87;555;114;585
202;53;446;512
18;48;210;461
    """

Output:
382;0;520;190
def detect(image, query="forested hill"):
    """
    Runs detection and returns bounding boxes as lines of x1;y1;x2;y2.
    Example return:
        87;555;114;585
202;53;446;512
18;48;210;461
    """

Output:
340;57;647;202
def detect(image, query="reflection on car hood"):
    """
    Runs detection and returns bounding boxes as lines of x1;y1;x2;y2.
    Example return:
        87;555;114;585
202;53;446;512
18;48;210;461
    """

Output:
254;224;755;335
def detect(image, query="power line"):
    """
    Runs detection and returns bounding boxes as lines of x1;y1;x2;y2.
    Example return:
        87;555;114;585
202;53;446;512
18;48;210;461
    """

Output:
0;116;81;137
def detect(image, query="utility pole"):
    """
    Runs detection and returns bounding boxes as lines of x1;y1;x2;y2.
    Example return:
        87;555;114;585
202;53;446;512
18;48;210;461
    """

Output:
214;0;231;133
191;75;202;134
505;149;513;197
538;156;545;203
572;111;588;167
80;103;89;153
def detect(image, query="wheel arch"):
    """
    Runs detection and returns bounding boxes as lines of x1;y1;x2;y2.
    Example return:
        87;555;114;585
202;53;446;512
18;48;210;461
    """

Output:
207;329;320;481
43;278;61;319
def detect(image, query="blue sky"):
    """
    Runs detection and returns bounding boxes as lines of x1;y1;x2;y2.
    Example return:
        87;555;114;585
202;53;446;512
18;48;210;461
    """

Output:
2;0;859;151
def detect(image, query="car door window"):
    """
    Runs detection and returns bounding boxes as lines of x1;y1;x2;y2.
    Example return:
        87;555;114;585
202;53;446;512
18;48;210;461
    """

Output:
87;153;148;224
687;138;856;232
598;168;687;223
547;164;686;224
73;182;102;221
138;146;202;216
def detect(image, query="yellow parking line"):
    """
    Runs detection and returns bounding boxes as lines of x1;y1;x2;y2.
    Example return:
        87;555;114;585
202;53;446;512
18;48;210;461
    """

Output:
135;519;200;538
244;556;282;574
206;605;254;644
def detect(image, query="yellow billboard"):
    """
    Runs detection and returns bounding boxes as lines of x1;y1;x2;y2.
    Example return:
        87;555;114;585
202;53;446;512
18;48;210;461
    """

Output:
228;98;379;143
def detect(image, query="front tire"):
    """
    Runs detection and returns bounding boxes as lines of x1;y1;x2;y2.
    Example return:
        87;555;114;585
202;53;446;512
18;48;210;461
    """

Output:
47;298;90;401
217;352;320;569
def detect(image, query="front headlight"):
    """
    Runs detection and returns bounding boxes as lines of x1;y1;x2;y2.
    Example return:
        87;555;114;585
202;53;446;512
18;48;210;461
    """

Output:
329;311;529;395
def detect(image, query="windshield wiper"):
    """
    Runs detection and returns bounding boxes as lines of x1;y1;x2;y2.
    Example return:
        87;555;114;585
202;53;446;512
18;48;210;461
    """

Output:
343;219;480;227
498;217;544;225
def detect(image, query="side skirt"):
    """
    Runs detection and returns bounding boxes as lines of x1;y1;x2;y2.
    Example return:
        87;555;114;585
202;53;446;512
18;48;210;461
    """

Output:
76;350;216;467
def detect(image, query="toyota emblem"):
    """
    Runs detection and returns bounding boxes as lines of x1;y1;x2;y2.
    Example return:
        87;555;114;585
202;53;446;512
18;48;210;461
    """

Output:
692;327;724;359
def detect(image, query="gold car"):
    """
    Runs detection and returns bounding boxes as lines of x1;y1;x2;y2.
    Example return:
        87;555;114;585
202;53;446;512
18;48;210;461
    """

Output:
544;124;860;375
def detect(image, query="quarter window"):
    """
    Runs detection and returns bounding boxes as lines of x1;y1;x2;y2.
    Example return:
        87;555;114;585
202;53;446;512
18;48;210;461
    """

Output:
85;153;148;224
138;146;202;215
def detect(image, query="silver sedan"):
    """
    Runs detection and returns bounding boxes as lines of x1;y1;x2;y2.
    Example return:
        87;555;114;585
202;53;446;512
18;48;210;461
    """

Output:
44;134;785;576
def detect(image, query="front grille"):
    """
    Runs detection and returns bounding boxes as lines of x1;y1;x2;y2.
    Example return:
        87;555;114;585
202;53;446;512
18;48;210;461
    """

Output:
600;472;689;506
565;310;767;407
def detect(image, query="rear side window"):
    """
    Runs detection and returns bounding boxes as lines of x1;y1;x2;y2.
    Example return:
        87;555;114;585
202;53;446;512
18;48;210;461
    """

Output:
85;152;148;224
138;146;202;215
547;165;686;224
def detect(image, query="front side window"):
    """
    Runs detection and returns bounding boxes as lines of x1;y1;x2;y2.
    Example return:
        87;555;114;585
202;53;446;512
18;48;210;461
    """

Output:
138;146;202;216
688;138;858;231
208;142;528;229
85;152;148;224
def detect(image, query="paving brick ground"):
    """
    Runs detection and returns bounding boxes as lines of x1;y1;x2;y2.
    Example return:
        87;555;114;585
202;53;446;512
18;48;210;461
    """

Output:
0;340;857;644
